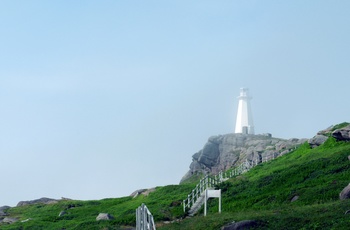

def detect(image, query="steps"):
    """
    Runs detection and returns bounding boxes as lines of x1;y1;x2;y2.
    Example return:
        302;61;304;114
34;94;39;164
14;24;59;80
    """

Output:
184;157;287;216
187;188;214;216
183;160;254;216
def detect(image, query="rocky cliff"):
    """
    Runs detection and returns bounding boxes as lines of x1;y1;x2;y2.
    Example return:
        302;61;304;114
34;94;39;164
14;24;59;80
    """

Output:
180;133;307;183
180;123;350;184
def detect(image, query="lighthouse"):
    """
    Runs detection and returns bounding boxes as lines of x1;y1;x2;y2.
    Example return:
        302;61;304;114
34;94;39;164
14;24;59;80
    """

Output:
235;88;255;134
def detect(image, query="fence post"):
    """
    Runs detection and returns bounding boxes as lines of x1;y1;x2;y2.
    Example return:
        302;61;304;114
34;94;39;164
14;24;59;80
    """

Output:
191;190;195;205
136;203;156;230
143;204;147;230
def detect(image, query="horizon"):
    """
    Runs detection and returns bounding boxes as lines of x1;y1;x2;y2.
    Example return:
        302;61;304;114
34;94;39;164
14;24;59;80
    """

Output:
1;1;350;207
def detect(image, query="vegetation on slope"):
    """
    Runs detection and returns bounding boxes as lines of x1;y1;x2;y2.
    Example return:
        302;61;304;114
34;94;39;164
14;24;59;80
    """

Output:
161;137;350;229
1;184;194;230
1;133;350;229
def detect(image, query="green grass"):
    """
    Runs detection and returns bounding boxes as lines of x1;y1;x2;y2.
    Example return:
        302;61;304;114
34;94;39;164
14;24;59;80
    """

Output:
159;138;350;229
1;184;194;230
331;122;349;131
159;200;350;230
2;136;350;229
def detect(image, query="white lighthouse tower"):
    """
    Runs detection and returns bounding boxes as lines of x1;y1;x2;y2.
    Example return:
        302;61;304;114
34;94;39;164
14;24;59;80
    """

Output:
235;88;255;134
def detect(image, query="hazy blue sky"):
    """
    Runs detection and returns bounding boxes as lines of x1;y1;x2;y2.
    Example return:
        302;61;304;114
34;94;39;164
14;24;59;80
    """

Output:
1;1;349;206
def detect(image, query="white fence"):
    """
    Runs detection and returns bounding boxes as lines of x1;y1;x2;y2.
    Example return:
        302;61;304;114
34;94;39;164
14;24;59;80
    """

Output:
182;159;253;213
183;147;299;214
182;175;219;212
136;203;156;230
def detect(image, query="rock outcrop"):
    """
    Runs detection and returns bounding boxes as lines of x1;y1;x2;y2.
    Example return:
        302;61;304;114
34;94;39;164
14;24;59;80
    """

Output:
340;183;350;200
221;220;258;230
308;135;328;148
181;133;307;183
1;217;18;224
96;213;114;221
0;206;9;217
58;211;67;217
332;125;350;141
291;195;299;202
0;206;10;211
17;197;59;207
0;206;10;224
130;188;156;198
308;123;350;148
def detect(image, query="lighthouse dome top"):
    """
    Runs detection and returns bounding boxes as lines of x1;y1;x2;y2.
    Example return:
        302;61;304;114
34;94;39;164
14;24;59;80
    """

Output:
238;87;252;99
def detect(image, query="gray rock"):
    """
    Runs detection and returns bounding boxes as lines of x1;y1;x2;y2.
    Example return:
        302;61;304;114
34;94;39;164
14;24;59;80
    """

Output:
0;210;7;216
21;218;32;223
198;139;221;168
2;217;18;224
0;206;10;211
96;213;114;221
130;188;156;198
340;183;350;200
0;206;10;217
221;220;258;230
59;211;67;217
130;189;147;198
317;126;334;135
142;188;156;196
332;125;350;141
181;134;306;183
17;197;58;207
291;195;299;202
308;135;328;148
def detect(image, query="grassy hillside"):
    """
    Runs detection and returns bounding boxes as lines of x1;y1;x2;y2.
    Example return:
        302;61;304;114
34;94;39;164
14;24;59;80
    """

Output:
1;136;350;229
161;137;350;229
1;183;195;230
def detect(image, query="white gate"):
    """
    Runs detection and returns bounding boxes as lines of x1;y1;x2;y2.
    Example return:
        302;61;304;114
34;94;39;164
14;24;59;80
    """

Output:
136;203;156;230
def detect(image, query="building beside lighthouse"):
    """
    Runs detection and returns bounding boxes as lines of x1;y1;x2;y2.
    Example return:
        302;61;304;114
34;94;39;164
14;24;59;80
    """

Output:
235;88;254;134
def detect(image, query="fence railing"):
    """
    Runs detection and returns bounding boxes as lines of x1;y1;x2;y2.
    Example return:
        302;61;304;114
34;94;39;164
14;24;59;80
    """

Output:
136;203;156;230
183;147;298;214
182;175;220;212
182;159;254;213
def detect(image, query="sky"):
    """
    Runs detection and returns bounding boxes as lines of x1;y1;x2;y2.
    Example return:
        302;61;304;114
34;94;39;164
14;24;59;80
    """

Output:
1;1;349;206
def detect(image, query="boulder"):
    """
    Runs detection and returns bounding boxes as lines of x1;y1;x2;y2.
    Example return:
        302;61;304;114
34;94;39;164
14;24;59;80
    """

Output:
17;197;58;207
291;195;299;202
0;206;10;217
130;189;147;198
0;210;7;216
308;135;328;148
0;206;10;211
2;217;18;224
317;126;334;135
130;188;156;198
96;213;114;221
340;183;350;200
142;188;156;196
221;220;258;230
59;211;67;217
332;125;350;141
